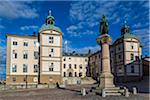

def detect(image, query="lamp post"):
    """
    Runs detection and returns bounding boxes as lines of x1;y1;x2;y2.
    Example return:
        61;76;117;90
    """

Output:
25;75;27;89
36;38;40;84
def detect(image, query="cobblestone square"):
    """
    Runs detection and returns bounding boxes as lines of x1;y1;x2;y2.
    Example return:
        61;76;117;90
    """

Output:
0;85;149;100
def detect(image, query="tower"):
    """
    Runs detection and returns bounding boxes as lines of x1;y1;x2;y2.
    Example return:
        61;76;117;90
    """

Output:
39;11;62;84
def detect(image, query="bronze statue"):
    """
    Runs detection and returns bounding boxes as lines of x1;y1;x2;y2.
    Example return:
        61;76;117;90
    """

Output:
100;15;108;34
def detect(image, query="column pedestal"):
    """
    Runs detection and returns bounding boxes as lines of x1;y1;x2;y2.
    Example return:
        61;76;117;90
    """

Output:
94;34;128;97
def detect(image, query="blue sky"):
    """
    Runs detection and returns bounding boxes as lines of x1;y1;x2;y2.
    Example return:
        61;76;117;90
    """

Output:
0;1;149;78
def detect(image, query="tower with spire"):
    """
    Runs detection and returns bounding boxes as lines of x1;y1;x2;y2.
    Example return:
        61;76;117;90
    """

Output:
38;10;62;84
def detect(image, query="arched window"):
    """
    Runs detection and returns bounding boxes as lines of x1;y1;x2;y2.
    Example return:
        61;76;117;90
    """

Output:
69;72;72;77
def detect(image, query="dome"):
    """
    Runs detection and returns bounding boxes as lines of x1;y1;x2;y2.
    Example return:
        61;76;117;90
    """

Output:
39;24;62;33
39;10;62;33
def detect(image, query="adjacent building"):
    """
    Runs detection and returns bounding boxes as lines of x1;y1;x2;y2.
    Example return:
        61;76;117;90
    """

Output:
6;34;39;84
88;21;143;82
62;53;88;84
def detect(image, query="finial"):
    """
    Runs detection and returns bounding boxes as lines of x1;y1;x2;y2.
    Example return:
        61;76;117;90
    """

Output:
49;10;51;16
124;20;127;24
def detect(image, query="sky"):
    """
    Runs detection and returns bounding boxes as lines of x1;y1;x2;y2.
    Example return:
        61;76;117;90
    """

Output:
0;0;149;79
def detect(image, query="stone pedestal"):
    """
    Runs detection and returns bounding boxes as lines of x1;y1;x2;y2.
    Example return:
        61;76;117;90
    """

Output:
95;34;128;97
96;34;114;88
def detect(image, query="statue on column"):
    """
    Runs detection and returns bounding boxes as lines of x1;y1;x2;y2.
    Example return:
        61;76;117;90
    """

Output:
100;15;108;34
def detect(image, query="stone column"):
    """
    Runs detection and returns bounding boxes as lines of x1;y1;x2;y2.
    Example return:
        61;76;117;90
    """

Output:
96;34;114;88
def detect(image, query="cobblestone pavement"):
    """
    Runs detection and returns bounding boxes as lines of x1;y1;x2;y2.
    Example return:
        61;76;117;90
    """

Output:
0;85;149;100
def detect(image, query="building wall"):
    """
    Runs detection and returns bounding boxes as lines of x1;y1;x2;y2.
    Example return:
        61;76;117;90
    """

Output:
62;56;88;84
40;30;62;84
6;35;38;84
88;37;142;82
88;51;101;80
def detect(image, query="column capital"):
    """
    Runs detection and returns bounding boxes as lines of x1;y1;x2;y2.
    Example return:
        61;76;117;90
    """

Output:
96;34;112;45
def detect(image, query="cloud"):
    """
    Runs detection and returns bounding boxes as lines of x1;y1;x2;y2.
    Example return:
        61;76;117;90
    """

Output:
20;25;39;31
67;45;100;54
0;25;5;29
0;1;39;19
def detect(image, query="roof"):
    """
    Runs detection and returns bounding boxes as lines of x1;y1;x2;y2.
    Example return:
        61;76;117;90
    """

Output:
47;15;54;19
39;24;62;33
62;52;89;57
6;34;37;39
113;32;141;45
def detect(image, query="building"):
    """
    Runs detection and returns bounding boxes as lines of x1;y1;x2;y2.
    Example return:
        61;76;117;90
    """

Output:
111;21;142;82
39;12;62;84
88;21;143;82
6;12;89;85
6;34;39;84
88;51;101;81
62;53;88;84
142;56;150;76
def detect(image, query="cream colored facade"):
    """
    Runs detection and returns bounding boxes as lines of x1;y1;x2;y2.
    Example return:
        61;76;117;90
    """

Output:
62;54;88;84
88;22;143;82
6;35;39;84
39;30;62;84
6;13;89;85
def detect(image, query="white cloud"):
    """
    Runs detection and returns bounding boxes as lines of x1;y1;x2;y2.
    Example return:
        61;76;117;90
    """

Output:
68;1;122;37
0;1;38;19
67;45;100;54
20;25;39;31
0;25;5;29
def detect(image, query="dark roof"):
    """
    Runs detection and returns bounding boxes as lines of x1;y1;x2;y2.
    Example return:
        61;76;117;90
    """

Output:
62;52;89;57
89;50;101;57
6;34;37;39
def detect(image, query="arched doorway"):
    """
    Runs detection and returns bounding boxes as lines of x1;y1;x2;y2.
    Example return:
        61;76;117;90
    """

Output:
69;72;72;77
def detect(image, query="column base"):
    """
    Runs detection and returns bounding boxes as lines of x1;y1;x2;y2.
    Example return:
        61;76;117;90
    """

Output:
99;73;115;88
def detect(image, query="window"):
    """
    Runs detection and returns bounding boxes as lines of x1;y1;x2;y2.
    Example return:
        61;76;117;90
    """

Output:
131;45;134;49
34;65;38;73
131;53;134;60
75;72;77;77
63;58;66;61
85;59;87;62
12;64;17;72
12;50;17;59
69;64;71;68
51;48;54;52
69;72;72;77
79;72;82;77
13;41;17;45
118;47;121;51
34;51;38;59
23;64;28;73
49;36;54;43
49;63;54;71
74;64;77;69
79;64;82;69
64;64;66;68
49;48;54;57
34;41;37;47
95;55;97;59
12;77;16;82
23;51;28;59
131;66;134;73
64;72;66;77
23;42;28;46
118;55;121;59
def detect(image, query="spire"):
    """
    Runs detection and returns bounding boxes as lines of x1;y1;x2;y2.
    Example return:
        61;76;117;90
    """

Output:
121;19;130;35
46;10;55;25
49;10;51;16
